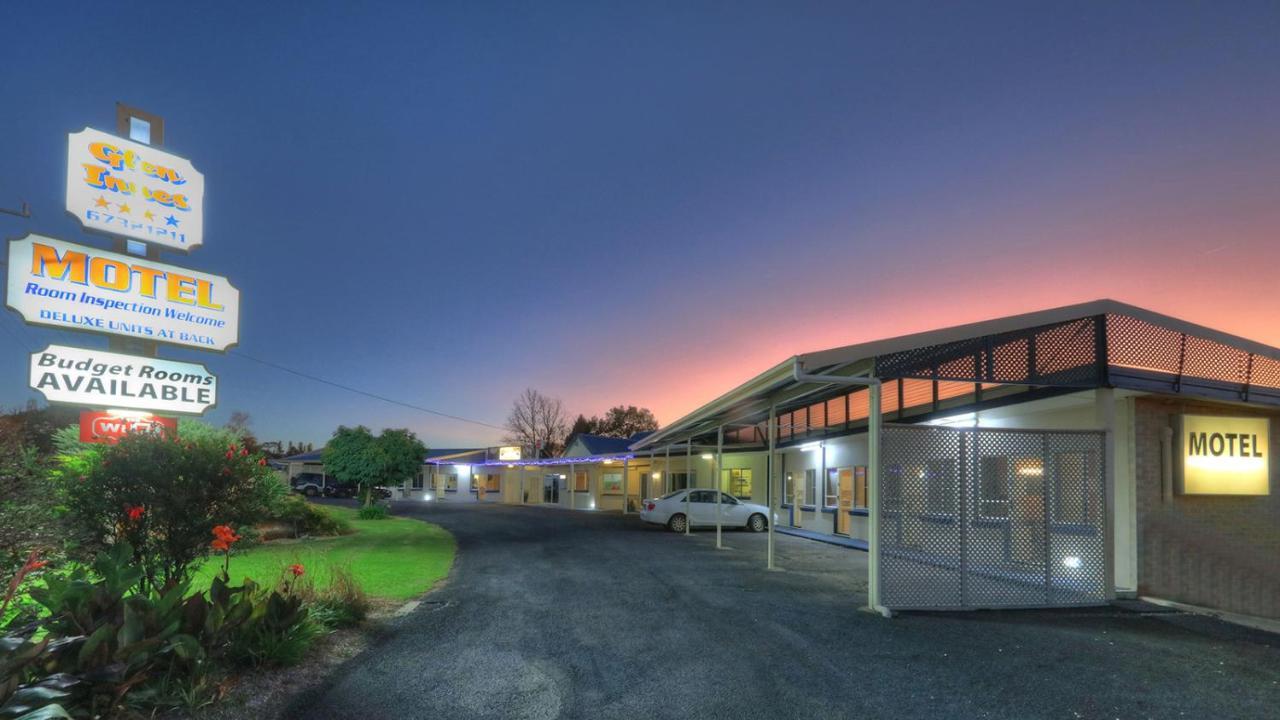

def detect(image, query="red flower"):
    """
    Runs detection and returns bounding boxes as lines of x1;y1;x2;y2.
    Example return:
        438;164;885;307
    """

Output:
287;564;305;578
258;457;268;466
240;448;249;457
210;524;241;552
225;450;234;459
125;505;145;522
28;560;47;571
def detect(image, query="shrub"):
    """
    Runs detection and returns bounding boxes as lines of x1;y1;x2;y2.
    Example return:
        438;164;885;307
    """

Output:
271;495;353;537
61;431;279;593
285;567;369;630
357;504;390;521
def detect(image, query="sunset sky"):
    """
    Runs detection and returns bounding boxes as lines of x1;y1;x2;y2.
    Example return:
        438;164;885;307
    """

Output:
2;2;1279;447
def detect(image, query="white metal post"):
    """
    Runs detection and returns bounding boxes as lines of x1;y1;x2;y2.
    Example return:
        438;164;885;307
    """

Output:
867;382;886;615
767;403;777;570
570;462;575;511
621;457;630;514
664;446;670;495
685;440;692;535
715;425;724;549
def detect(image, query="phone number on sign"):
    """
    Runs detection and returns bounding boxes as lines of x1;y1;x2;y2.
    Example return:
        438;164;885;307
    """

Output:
83;210;188;244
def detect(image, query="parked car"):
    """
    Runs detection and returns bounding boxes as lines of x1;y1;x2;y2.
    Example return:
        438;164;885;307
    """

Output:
639;489;772;533
290;472;327;497
322;481;391;500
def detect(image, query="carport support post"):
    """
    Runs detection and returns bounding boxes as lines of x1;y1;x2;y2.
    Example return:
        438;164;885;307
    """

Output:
767;403;777;570
684;441;692;535
621;457;630;514
570;462;575;511
867;382;886;615
715;425;724;549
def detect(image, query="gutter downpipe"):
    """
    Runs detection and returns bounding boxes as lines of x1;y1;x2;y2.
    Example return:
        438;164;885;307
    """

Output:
791;360;890;618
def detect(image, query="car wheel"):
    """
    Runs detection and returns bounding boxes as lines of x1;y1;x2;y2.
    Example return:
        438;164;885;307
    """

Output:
747;513;767;532
667;513;687;533
305;486;318;497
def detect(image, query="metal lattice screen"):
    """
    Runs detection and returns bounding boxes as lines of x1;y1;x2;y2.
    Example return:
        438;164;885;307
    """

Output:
879;424;1107;610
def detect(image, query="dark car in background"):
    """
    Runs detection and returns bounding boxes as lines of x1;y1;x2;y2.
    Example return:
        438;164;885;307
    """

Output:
322;481;391;500
289;472;327;497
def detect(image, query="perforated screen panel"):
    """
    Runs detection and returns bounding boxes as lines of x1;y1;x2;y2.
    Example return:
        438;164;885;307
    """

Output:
879;424;1107;610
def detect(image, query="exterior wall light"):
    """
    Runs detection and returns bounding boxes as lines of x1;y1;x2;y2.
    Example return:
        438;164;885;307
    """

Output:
700;453;713;460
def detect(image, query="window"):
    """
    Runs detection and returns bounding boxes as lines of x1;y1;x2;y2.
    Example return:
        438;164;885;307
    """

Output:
805;469;817;507
690;490;716;503
978;456;1009;518
444;474;458;492
412;472;424;490
719;493;740;505
854;466;867;509
784;471;795;504
721;468;752;499
1051;452;1097;524
601;471;623;495
825;469;839;508
883;465;903;511
574;472;589;492
669;472;694;490
925;459;956;515
486;474;500;492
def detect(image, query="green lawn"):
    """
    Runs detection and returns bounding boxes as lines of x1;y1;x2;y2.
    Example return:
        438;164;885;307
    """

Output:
194;506;455;601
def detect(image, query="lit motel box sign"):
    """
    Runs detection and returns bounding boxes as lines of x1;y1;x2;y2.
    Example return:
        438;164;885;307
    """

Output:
29;345;217;416
79;410;177;445
1179;414;1271;496
66;127;205;251
498;446;522;461
5;234;239;352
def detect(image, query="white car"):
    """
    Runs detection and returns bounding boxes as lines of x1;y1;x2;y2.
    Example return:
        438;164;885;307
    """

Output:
640;489;771;533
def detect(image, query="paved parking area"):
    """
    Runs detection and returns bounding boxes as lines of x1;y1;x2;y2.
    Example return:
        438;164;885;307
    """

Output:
286;503;1280;720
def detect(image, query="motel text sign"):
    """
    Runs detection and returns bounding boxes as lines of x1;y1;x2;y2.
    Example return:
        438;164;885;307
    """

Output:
1179;414;1271;496
5;234;239;351
66;128;205;251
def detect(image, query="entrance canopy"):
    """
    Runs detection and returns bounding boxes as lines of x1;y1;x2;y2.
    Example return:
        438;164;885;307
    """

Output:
633;299;1280;451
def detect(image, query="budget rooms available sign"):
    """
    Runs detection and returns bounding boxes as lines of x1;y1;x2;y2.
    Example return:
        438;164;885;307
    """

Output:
66;128;205;251
1179;414;1271;496
6;234;239;351
30;345;217;415
79;410;177;444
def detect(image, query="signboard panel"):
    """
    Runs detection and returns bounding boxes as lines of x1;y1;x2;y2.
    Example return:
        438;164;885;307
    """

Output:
66;127;204;250
30;344;217;415
1178;414;1270;495
498;446;522;461
6;234;239;351
80;410;177;444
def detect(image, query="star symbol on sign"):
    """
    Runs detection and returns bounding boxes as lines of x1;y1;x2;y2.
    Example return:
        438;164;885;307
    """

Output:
144;210;155;221
165;215;179;227
118;203;131;214
94;196;110;208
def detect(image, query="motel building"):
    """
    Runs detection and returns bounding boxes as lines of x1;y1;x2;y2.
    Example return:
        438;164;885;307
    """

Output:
285;300;1277;621
606;299;1278;620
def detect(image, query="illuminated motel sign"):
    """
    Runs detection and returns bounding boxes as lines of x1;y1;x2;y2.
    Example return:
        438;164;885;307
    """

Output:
498;446;523;461
1178;414;1271;495
5;234;239;352
65;128;205;251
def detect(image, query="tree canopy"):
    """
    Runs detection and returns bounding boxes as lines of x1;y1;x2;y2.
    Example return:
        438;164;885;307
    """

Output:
569;405;659;439
322;426;427;504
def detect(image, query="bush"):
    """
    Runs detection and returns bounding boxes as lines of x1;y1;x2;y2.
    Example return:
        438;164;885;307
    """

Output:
61;431;279;593
271;495;353;538
357;504;390;521
286;567;369;630
2;543;320;717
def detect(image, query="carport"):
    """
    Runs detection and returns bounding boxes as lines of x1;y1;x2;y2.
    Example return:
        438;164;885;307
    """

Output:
631;300;1280;617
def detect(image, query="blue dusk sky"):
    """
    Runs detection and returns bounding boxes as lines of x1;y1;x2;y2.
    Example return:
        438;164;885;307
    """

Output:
2;1;1279;447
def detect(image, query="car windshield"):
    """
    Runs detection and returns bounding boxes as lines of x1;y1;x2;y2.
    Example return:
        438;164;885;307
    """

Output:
659;490;684;500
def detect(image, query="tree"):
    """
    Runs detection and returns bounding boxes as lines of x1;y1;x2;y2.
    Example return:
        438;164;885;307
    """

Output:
597;405;658;438
322;426;427;508
504;389;569;458
569;414;599;436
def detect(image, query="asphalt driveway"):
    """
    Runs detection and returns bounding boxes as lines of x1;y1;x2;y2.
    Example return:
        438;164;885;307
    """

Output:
285;503;1280;720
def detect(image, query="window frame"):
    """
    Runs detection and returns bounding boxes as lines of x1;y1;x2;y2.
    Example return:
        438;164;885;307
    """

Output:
601;470;623;495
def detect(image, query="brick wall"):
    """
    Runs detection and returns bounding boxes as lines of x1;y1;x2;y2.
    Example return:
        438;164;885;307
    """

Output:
1134;397;1279;618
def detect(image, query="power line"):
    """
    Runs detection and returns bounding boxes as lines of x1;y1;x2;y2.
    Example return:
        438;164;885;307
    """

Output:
228;350;507;431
